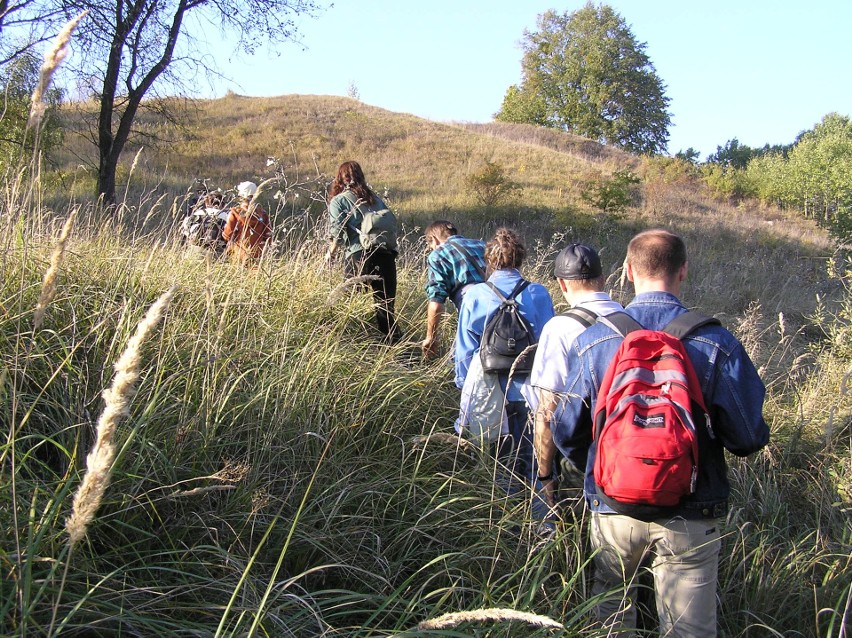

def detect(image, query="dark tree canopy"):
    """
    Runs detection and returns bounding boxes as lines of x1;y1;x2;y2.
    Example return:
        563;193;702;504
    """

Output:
52;0;321;203
496;2;671;155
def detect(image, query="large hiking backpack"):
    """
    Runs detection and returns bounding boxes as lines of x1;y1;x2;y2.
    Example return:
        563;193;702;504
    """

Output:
479;280;536;375
345;192;398;252
182;208;229;254
232;206;271;247
592;311;720;520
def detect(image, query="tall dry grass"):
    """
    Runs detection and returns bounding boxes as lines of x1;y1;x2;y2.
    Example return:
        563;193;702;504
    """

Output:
1;86;849;637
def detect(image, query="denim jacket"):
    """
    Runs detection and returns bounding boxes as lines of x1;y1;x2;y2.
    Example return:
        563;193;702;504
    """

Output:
552;291;769;518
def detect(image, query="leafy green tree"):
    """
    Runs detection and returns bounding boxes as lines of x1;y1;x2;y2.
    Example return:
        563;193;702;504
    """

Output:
746;113;852;241
0;52;63;168
675;147;700;164
706;138;755;169
493;84;548;127
496;2;671;155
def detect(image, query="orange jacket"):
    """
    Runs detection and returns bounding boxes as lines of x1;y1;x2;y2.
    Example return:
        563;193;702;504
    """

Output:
223;203;271;264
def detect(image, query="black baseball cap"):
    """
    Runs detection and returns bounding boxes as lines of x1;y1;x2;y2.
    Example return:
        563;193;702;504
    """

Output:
553;243;603;280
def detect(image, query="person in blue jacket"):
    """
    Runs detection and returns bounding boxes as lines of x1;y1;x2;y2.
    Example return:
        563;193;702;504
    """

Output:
455;227;554;493
547;228;769;636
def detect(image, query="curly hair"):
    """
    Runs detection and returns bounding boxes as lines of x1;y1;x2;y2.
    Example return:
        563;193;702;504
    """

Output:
485;227;526;270
328;161;375;206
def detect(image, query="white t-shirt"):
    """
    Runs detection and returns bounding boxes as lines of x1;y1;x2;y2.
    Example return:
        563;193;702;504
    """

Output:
526;292;623;409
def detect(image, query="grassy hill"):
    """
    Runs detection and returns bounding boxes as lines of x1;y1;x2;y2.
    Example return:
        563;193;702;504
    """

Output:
1;94;849;636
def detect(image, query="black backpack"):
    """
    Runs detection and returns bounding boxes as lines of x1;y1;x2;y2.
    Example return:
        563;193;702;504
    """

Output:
479;280;536;375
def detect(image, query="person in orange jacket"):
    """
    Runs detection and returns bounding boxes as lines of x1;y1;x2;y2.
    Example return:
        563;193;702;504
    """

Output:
222;181;272;265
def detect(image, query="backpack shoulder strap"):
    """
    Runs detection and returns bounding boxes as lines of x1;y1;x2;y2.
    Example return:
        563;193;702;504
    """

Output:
507;279;530;300
562;306;599;329
597;311;643;338
663;311;722;340
485;279;529;303
484;281;507;303
451;240;487;280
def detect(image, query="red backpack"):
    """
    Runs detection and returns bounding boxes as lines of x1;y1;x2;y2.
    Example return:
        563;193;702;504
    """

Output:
592;311;720;520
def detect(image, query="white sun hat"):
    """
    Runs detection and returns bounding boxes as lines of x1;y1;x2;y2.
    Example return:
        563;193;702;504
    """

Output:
237;181;258;198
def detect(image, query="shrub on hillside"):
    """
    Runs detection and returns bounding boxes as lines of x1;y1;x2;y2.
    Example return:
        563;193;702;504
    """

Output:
701;164;758;203
465;160;522;210
580;169;640;213
643;156;702;186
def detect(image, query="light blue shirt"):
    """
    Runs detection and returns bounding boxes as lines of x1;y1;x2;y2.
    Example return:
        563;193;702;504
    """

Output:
454;269;555;401
528;292;623;399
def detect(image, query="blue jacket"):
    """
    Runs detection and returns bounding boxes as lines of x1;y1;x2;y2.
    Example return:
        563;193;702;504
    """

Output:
553;291;769;518
455;269;555;401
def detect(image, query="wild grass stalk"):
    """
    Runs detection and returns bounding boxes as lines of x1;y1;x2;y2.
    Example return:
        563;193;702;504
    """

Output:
46;287;174;635
32;209;77;331
64;286;175;546
27;11;88;132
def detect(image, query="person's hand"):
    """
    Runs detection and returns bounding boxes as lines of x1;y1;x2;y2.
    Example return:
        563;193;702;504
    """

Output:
421;336;439;359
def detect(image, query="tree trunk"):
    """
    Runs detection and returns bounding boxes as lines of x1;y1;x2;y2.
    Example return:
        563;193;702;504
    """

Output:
98;152;118;204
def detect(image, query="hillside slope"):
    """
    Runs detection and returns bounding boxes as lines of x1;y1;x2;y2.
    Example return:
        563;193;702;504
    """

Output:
55;93;837;322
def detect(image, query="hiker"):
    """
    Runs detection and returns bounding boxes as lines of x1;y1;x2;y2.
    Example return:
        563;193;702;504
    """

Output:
540;229;769;636
529;243;623;502
180;190;230;255
454;227;554;495
422;220;486;358
222;181;272;266
326;160;402;344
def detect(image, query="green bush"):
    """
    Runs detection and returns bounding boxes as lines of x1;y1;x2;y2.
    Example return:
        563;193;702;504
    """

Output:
580;169;640;213
464;160;522;210
701;164;758;202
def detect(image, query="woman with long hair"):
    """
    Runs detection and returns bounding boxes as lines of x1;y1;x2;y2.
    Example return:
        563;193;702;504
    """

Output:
326;161;402;344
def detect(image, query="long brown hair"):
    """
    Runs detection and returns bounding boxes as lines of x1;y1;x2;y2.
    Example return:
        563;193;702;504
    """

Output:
328;161;375;205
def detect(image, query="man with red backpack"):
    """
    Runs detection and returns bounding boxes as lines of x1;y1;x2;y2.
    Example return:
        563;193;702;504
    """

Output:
545;229;769;637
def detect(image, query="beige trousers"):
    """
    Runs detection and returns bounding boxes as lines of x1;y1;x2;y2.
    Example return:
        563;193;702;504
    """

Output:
590;512;722;637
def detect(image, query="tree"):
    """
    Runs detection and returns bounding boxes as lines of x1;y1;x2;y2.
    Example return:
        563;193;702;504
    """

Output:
496;2;671;155
0;51;63;167
746;113;852;241
53;0;321;203
0;0;64;67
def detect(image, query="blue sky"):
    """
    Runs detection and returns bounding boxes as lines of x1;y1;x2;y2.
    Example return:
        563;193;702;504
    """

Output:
203;1;851;158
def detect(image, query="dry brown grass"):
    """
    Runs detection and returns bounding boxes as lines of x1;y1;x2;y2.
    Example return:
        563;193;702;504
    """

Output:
50;93;838;326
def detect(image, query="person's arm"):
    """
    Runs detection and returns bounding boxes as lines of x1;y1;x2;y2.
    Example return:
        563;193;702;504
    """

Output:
710;340;770;456
454;295;480;389
325;197;347;261
422;300;445;358
222;210;237;242
535;389;560;505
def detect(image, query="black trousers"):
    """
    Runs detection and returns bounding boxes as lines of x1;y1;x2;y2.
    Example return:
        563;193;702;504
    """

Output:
345;249;400;341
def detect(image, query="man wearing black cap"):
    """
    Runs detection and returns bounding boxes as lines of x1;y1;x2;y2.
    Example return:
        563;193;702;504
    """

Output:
530;243;622;505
